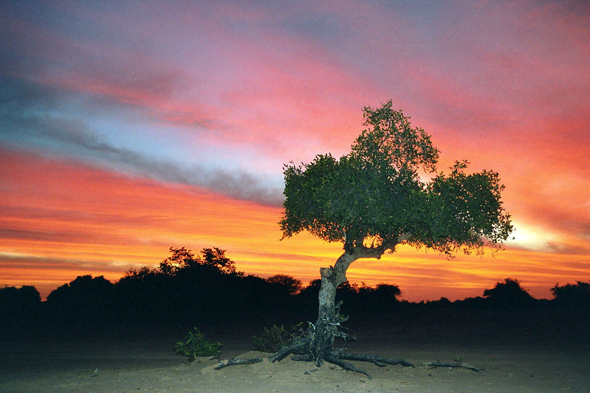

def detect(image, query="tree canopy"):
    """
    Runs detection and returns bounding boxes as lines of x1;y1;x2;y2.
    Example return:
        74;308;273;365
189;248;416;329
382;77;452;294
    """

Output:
483;278;535;309
157;246;241;276
280;101;513;258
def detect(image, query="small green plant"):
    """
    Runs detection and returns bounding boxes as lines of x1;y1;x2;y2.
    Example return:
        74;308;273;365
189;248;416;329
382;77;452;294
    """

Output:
174;327;222;362
252;322;304;353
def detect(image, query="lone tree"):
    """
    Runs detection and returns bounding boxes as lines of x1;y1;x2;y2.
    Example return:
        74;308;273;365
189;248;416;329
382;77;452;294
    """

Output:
270;101;513;376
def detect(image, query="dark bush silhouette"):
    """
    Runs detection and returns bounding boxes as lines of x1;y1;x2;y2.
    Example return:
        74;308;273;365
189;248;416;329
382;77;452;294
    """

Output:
483;278;536;309
374;283;402;308
6;245;590;344
45;275;115;330
267;274;303;296
334;282;402;318
0;285;41;334
113;247;298;327
551;281;590;310
115;266;173;323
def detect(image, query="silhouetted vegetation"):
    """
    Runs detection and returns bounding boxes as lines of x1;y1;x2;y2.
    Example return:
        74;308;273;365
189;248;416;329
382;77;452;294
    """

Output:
0;285;41;336
1;247;589;345
482;278;536;309
114;247;285;327
45;275;115;331
551;281;590;310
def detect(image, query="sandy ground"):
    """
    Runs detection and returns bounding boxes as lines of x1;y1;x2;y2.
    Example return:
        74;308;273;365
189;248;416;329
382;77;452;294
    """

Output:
1;327;589;393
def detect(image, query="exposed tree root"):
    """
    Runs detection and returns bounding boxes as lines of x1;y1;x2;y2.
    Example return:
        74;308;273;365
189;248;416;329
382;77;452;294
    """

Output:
422;360;483;372
324;355;372;379
267;338;414;379
213;337;414;378
338;353;414;368
214;358;263;370
267;339;311;363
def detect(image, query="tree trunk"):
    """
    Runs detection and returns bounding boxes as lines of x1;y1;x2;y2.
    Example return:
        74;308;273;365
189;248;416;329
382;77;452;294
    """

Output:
310;252;358;362
268;244;414;377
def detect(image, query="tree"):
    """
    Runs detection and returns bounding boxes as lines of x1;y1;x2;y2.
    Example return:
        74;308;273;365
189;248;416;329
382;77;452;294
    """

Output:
158;247;199;275
201;247;241;276
271;101;513;376
0;285;41;332
158;246;241;276
117;247;250;324
483;278;535;309
46;275;115;328
267;274;303;295
551;281;590;310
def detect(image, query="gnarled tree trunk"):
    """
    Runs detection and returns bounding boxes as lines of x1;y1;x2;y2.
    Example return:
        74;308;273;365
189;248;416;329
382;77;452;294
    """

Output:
269;245;414;378
310;252;357;360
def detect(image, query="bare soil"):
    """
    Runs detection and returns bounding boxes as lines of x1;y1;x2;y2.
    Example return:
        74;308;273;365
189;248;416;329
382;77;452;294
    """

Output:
1;326;589;393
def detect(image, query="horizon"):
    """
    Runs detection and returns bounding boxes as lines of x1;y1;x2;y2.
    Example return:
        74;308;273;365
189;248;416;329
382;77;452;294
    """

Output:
10;255;582;304
1;1;590;304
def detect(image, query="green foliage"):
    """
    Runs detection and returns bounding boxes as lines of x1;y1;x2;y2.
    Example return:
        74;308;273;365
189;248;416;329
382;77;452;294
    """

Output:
252;323;304;353
280;100;513;257
424;161;513;254
174;327;222;361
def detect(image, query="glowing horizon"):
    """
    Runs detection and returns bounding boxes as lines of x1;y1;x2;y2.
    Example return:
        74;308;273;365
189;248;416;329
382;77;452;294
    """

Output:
1;146;588;302
1;1;589;302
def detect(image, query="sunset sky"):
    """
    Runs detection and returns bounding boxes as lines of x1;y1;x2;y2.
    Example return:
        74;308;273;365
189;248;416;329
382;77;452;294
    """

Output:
1;0;589;302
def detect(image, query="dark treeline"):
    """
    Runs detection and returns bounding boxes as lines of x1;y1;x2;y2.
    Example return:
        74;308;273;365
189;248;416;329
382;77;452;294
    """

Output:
2;247;590;341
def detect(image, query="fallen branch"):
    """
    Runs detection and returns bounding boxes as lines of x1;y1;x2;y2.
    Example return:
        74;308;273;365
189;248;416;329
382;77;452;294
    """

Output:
290;353;314;362
325;354;372;379
422;360;483;372
338;353;414;368
214;358;263;370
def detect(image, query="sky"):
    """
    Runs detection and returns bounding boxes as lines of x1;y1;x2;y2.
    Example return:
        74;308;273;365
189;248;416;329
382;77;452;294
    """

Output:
1;0;589;302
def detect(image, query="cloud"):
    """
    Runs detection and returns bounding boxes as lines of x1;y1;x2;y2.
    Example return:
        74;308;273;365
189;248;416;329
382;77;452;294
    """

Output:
0;228;87;243
0;92;283;207
545;241;590;256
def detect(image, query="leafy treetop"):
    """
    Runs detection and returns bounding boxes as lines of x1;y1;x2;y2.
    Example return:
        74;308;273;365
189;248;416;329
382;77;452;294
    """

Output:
158;247;241;276
280;101;513;257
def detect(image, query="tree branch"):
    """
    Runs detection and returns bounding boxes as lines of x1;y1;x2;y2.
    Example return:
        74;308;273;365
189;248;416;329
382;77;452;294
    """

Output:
214;358;263;370
268;339;310;363
421;360;482;372
325;355;372;379
338;353;414;368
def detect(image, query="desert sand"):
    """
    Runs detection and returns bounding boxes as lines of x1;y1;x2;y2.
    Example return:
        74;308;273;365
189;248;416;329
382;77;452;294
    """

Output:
2;325;589;393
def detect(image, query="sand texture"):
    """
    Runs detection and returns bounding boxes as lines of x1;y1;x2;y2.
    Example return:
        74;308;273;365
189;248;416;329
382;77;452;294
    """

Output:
2;329;589;393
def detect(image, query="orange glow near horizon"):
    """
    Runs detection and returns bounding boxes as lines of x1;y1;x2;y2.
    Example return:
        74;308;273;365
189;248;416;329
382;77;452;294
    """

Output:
2;147;589;302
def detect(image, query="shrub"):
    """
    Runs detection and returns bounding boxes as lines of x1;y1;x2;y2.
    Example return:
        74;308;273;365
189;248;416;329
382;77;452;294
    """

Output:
252;323;303;352
174;327;222;361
